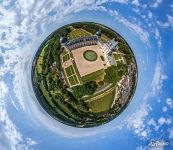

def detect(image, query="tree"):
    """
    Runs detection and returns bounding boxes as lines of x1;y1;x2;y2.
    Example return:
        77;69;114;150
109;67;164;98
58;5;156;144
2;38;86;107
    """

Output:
117;63;128;76
104;66;120;84
77;100;89;112
72;81;97;98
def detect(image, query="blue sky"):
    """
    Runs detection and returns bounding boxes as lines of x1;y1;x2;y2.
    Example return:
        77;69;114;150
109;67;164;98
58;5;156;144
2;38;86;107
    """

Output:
0;0;173;150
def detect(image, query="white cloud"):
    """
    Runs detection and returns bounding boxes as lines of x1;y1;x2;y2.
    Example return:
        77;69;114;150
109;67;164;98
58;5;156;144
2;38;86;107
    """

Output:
0;82;36;150
148;11;152;19
0;64;35;149
0;81;8;99
126;94;151;139
132;0;139;6
112;0;128;3
167;15;173;28
141;131;147;137
150;0;162;8
151;58;167;96
158;117;172;125
136;146;147;150
10;96;19;111
157;15;173;29
96;0;128;5
170;3;173;10
166;98;173;108
168;128;173;139
16;0;35;15
162;106;167;112
104;9;150;45
125;53;168;139
0;50;25;109
148;118;159;131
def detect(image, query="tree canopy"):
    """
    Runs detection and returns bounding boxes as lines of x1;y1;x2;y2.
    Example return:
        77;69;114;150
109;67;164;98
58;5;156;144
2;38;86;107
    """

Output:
104;66;121;84
72;81;97;98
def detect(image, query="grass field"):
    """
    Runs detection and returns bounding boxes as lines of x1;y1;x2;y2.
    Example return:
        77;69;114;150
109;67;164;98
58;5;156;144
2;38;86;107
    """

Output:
100;34;110;42
68;28;91;40
81;69;105;83
36;45;48;74
86;86;115;113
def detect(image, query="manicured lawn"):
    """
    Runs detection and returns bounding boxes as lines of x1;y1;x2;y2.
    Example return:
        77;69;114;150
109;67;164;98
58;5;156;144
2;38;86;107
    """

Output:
63;53;70;62
83;50;97;61
81;69;105;83
68;28;91;40
73;75;78;83
68;75;76;86
36;45;48;74
72;61;82;83
113;53;121;60
65;65;74;77
64;65;79;86
86;87;115;113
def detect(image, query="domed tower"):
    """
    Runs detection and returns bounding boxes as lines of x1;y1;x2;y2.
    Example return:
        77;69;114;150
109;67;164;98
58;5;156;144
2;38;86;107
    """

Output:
95;29;101;38
60;36;68;44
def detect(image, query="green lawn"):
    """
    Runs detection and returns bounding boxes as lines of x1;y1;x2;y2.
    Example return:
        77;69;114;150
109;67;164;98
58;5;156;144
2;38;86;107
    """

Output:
100;34;110;43
63;53;70;62
86;87;115;113
72;61;82;83
68;28;91;40
83;50;97;61
64;65;79;86
36;45;48;74
73;75;78;83
68;75;76;86
81;69;105;83
113;53;121;60
65;65;74;77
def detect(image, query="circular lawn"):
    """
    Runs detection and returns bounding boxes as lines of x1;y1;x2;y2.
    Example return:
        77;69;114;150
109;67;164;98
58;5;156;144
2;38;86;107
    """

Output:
83;50;97;61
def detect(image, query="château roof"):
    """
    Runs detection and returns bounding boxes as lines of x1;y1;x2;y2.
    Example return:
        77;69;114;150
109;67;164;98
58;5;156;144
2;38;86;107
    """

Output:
60;36;68;43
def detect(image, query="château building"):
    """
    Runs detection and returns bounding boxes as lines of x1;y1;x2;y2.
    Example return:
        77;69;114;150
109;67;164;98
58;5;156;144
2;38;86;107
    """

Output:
60;30;118;66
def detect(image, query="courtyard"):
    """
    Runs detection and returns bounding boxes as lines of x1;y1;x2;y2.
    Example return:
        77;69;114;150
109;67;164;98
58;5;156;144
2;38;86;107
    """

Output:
71;45;108;77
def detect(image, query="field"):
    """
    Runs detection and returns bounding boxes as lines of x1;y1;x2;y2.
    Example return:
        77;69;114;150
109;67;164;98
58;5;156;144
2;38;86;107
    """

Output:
81;69;105;83
100;34;110;42
85;86;115;113
68;28;91;40
36;45;48;74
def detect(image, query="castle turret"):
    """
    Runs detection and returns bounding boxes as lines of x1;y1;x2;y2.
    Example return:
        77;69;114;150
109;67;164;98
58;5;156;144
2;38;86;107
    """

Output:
95;30;101;38
60;36;68;44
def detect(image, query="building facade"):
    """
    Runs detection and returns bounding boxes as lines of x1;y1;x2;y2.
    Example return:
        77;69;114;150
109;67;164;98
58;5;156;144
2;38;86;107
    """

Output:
60;30;119;66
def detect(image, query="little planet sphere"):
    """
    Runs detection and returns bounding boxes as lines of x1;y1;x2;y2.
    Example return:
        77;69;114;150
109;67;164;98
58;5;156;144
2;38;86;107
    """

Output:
32;22;138;128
